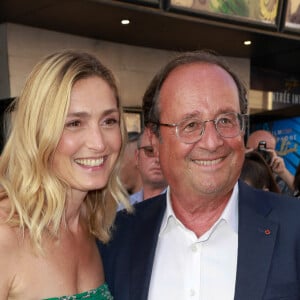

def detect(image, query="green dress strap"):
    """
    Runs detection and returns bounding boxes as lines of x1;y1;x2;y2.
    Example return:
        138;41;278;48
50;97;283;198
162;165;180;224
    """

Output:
43;283;113;300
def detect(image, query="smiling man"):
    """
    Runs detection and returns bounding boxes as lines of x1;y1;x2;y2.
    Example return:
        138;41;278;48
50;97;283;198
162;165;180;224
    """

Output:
100;50;300;300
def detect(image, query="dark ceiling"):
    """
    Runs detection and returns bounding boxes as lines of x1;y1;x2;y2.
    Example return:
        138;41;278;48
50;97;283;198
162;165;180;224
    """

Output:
1;0;300;78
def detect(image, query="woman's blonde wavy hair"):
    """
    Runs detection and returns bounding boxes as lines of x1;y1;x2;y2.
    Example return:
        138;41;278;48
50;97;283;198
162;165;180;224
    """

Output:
0;50;131;250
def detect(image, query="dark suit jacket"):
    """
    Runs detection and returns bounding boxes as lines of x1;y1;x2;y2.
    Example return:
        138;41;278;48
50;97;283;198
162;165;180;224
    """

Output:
99;181;300;300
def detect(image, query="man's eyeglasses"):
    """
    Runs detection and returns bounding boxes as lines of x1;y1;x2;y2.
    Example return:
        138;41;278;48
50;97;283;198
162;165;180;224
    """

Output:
156;112;247;144
138;146;156;158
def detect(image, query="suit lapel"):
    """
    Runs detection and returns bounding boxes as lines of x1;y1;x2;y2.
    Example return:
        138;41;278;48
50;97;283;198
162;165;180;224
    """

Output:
234;182;278;300
130;195;167;300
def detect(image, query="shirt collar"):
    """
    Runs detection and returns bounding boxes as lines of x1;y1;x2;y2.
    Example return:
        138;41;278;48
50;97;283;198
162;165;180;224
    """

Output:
160;183;239;235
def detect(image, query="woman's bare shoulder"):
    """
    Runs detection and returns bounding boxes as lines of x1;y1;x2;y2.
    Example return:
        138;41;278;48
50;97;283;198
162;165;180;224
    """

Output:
0;200;21;297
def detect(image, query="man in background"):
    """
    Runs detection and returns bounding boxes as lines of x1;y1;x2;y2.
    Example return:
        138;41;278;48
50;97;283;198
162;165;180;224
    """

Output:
120;131;142;195
130;128;167;205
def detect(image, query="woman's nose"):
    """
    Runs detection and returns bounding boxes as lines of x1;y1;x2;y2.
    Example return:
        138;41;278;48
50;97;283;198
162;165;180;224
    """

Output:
86;126;106;151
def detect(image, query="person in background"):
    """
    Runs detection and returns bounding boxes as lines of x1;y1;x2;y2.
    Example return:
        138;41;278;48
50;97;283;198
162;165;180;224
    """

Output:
246;129;294;195
120;131;142;195
130;128;167;205
240;150;280;193
0;50;131;299
99;50;300;300
293;163;300;197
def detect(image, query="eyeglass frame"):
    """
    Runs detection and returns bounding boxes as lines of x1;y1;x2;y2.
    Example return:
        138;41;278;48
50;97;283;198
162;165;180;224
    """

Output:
155;112;248;144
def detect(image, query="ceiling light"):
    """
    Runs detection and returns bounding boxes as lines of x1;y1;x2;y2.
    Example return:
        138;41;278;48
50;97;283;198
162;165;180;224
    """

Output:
121;19;130;25
244;40;252;46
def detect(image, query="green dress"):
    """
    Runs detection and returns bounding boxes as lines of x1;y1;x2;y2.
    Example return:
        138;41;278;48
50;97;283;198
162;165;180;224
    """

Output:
43;283;113;300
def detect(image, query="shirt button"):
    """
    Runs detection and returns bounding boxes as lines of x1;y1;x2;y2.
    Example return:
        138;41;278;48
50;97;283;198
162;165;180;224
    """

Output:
191;244;197;252
190;289;195;296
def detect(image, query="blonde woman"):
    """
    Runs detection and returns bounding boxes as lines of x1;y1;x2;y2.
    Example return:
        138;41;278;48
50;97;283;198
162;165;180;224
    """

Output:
0;50;131;299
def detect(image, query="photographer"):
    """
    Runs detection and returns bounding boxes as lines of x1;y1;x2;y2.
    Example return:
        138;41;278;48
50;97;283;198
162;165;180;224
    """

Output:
246;130;294;195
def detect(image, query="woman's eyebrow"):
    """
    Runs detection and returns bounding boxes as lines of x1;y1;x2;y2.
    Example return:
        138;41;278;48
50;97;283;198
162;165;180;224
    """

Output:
66;108;119;118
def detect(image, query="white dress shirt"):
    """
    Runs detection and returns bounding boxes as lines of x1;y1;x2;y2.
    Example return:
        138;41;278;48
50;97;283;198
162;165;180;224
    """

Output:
148;184;239;300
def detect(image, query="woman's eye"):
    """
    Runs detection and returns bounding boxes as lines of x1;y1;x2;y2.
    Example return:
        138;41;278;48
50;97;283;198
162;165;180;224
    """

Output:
66;120;81;127
103;118;119;127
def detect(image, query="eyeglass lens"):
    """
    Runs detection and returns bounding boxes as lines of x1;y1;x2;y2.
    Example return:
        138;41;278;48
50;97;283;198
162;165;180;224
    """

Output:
177;113;244;144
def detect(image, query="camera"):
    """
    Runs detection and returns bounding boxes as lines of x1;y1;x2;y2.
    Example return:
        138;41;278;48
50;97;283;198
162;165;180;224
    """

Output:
257;141;272;164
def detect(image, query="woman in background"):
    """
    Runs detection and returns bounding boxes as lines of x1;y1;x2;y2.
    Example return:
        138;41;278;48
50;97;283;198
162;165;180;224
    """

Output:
240;150;280;193
0;50;131;299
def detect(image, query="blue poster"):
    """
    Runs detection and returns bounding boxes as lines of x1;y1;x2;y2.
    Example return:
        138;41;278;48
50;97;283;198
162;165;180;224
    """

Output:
250;116;300;175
